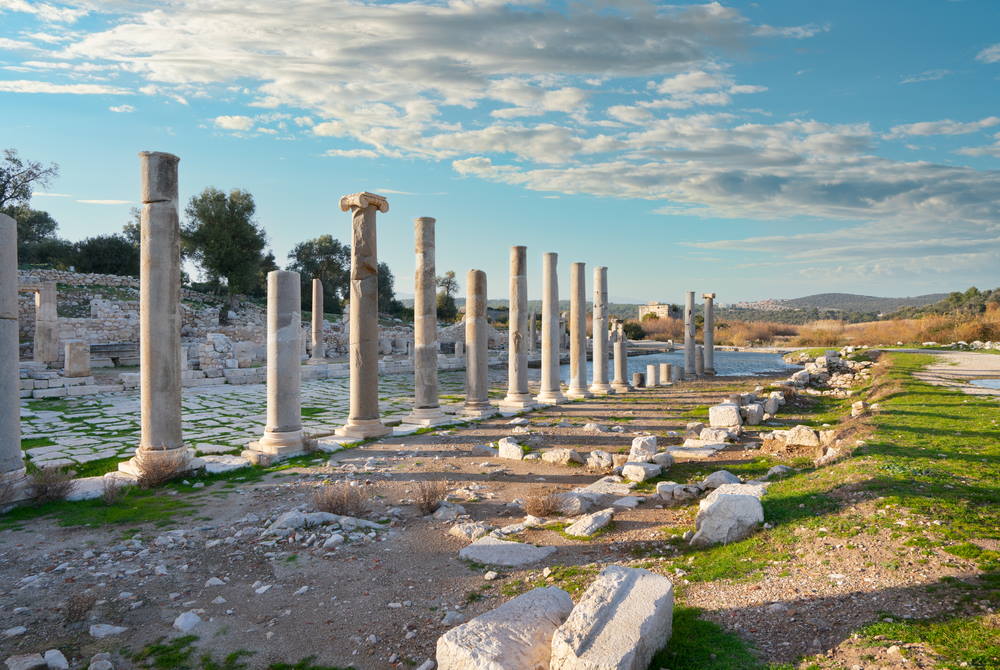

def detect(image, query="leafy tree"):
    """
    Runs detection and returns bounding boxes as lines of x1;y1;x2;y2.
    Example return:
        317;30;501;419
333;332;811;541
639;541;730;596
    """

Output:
250;251;279;299
286;234;351;313
74;234;140;276
436;270;458;297
123;207;140;245
435;269;459;322
622;321;646;340
377;261;407;317
182;187;267;312
0;148;59;209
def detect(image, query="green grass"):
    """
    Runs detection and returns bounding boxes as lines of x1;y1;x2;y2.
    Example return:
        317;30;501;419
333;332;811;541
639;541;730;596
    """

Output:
0;487;194;530
20;437;54;449
130;635;354;670
650;606;781;670
859;613;1000;670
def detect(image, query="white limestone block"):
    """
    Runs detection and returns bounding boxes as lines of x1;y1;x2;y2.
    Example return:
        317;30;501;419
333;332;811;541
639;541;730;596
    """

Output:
621;462;661;482
459;536;556;566
550;566;674;670
690;493;764;547
708;403;742;428
700;470;741;489
627;435;657;462
498;437;525;460
437;587;573;670
563;508;613;537
785;424;821;447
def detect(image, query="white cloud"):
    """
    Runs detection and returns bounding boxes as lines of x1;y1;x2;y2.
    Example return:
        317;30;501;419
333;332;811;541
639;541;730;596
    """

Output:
899;69;951;84
976;43;1000;64
31;191;70;197
0;37;38;50
77;199;130;204
323;149;378;158
109;104;134;113
753;23;829;39
957;132;1000;158
0;0;88;23
0;79;127;94
213;115;254;131
887;116;1000;138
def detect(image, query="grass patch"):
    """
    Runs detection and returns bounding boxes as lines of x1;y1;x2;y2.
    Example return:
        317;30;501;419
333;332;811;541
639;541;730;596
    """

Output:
859;613;1000;669
0;487;194;530
20;437;54;449
651;606;773;670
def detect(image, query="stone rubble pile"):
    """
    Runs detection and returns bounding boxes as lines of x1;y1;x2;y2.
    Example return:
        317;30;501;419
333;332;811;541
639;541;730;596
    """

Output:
785;349;874;398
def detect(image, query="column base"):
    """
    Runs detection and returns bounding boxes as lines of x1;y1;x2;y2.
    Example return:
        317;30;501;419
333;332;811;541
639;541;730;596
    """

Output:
705;368;716;376
0;468;30;508
306;357;328;365
535;390;569;404
589;383;615;395
499;394;538;411
118;446;203;480
611;382;632;393
400;407;451;427
461;404;499;420
243;429;308;465
335;418;392;440
566;387;593;399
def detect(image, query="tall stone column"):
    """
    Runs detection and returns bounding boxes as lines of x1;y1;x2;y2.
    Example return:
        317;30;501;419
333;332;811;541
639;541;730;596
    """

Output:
702;292;716;375
310;278;325;362
463;269;494;418
683;291;696;378
646;364;658;388
566;262;591;399
246;271;305;462
336;192;392;439
500;246;535;410
536;252;567;404
0;213;25;486
610;319;630;393
121;151;191;478
404;217;447;426
33;281;59;364
589;266;612;395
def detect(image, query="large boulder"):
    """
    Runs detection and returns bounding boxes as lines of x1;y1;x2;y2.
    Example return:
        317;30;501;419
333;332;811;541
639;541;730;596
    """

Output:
785;424;821;447
586;450;614;471
627;436;657;462
498;437;525;460
741;403;765;425
621;462;661;483
708;403;742;428
459;536;556;567
700;470;741;489
542;448;584;466
690;493;764;546
550;566;674;670
437;587;574;670
564;508;614;537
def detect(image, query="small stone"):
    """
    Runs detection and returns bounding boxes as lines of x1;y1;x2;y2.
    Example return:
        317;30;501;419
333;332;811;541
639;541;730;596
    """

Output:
484;571;499;581
89;623;128;638
2;626;26;637
43;651;68;670
173;611;202;633
4;655;46;670
204;577;225;587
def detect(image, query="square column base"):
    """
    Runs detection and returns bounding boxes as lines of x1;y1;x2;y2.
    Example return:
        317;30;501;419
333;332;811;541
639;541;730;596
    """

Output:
535;391;569;404
499;394;538;412
611;382;632;393
566;388;593;399
118;446;203;479
243;429;309;465
462;404;499;420
335;418;392;440
400;407;451;427
589;383;615;395
0;468;30;509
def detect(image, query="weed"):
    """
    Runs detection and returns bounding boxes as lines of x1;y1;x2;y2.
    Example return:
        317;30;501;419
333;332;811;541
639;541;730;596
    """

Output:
28;466;76;504
414;480;448;515
312;482;374;517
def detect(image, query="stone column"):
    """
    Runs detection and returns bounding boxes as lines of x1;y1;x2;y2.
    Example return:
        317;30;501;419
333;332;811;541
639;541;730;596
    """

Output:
683;291;696;378
611;319;630;393
121;151;192;478
500;246;535;410
702;292;716;375
527;309;536;354
0;213;25;485
246;271;305;462
659;362;672;386
310;278;325;362
646;364;658;388
589;266;613;394
695;344;705;377
536;252;567;404
64;340;90;378
402;217;447;426
632;372;645;388
463;269;494;418
336;192;392;439
33;281;59;364
566;262;591;399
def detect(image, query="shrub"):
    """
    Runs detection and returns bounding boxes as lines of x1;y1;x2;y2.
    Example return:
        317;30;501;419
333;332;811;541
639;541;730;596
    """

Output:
524;492;563;517
28;466;75;504
137;454;187;488
101;476;129;505
313;482;374;517
414;480;449;515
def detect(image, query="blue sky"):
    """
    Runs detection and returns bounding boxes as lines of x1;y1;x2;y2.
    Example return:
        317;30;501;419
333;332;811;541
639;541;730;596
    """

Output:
1;0;998;303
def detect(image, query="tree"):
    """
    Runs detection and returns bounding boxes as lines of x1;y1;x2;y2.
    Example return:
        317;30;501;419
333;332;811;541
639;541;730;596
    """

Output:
435;270;459;322
622;321;646;340
377;261;406;317
182;187;268;312
74;234;140;276
286;234;351;313
0;149;59;209
123;207;140;245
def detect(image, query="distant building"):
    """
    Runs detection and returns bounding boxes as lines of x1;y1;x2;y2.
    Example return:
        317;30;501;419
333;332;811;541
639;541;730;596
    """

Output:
638;302;680;320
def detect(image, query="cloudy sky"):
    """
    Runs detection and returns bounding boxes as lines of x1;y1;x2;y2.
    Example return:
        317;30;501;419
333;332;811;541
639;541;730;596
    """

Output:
2;0;998;303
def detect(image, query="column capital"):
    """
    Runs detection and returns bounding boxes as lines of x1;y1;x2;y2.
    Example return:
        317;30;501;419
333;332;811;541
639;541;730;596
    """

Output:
702;292;716;299
339;192;389;213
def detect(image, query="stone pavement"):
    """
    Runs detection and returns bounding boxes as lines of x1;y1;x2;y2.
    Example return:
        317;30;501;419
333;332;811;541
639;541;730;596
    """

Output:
19;370;493;469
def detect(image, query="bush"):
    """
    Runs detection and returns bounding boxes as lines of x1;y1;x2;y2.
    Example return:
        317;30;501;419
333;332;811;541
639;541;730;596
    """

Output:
414;480;448;515
137;454;187;488
101;476;129;505
622;321;645;340
28;466;76;504
524;492;563;517
313;482;374;517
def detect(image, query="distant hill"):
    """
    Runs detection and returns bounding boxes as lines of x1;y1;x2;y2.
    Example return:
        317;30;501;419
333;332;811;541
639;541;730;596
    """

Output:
779;293;947;313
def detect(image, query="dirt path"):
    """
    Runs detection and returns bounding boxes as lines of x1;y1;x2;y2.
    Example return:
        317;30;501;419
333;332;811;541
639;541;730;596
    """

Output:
897;349;1000;397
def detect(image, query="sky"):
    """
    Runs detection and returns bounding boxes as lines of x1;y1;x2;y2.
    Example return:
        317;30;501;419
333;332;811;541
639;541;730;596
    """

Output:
1;0;998;304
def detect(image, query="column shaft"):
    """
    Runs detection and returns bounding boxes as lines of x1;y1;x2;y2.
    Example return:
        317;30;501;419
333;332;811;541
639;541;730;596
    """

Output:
684;291;696;378
0;213;24;479
611;320;630;392
337;192;391;439
463;269;493;417
703;293;716;374
500;246;535;409
589;266;612;394
536;252;567;403
567;262;591;398
405;217;445;425
310;278;324;361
